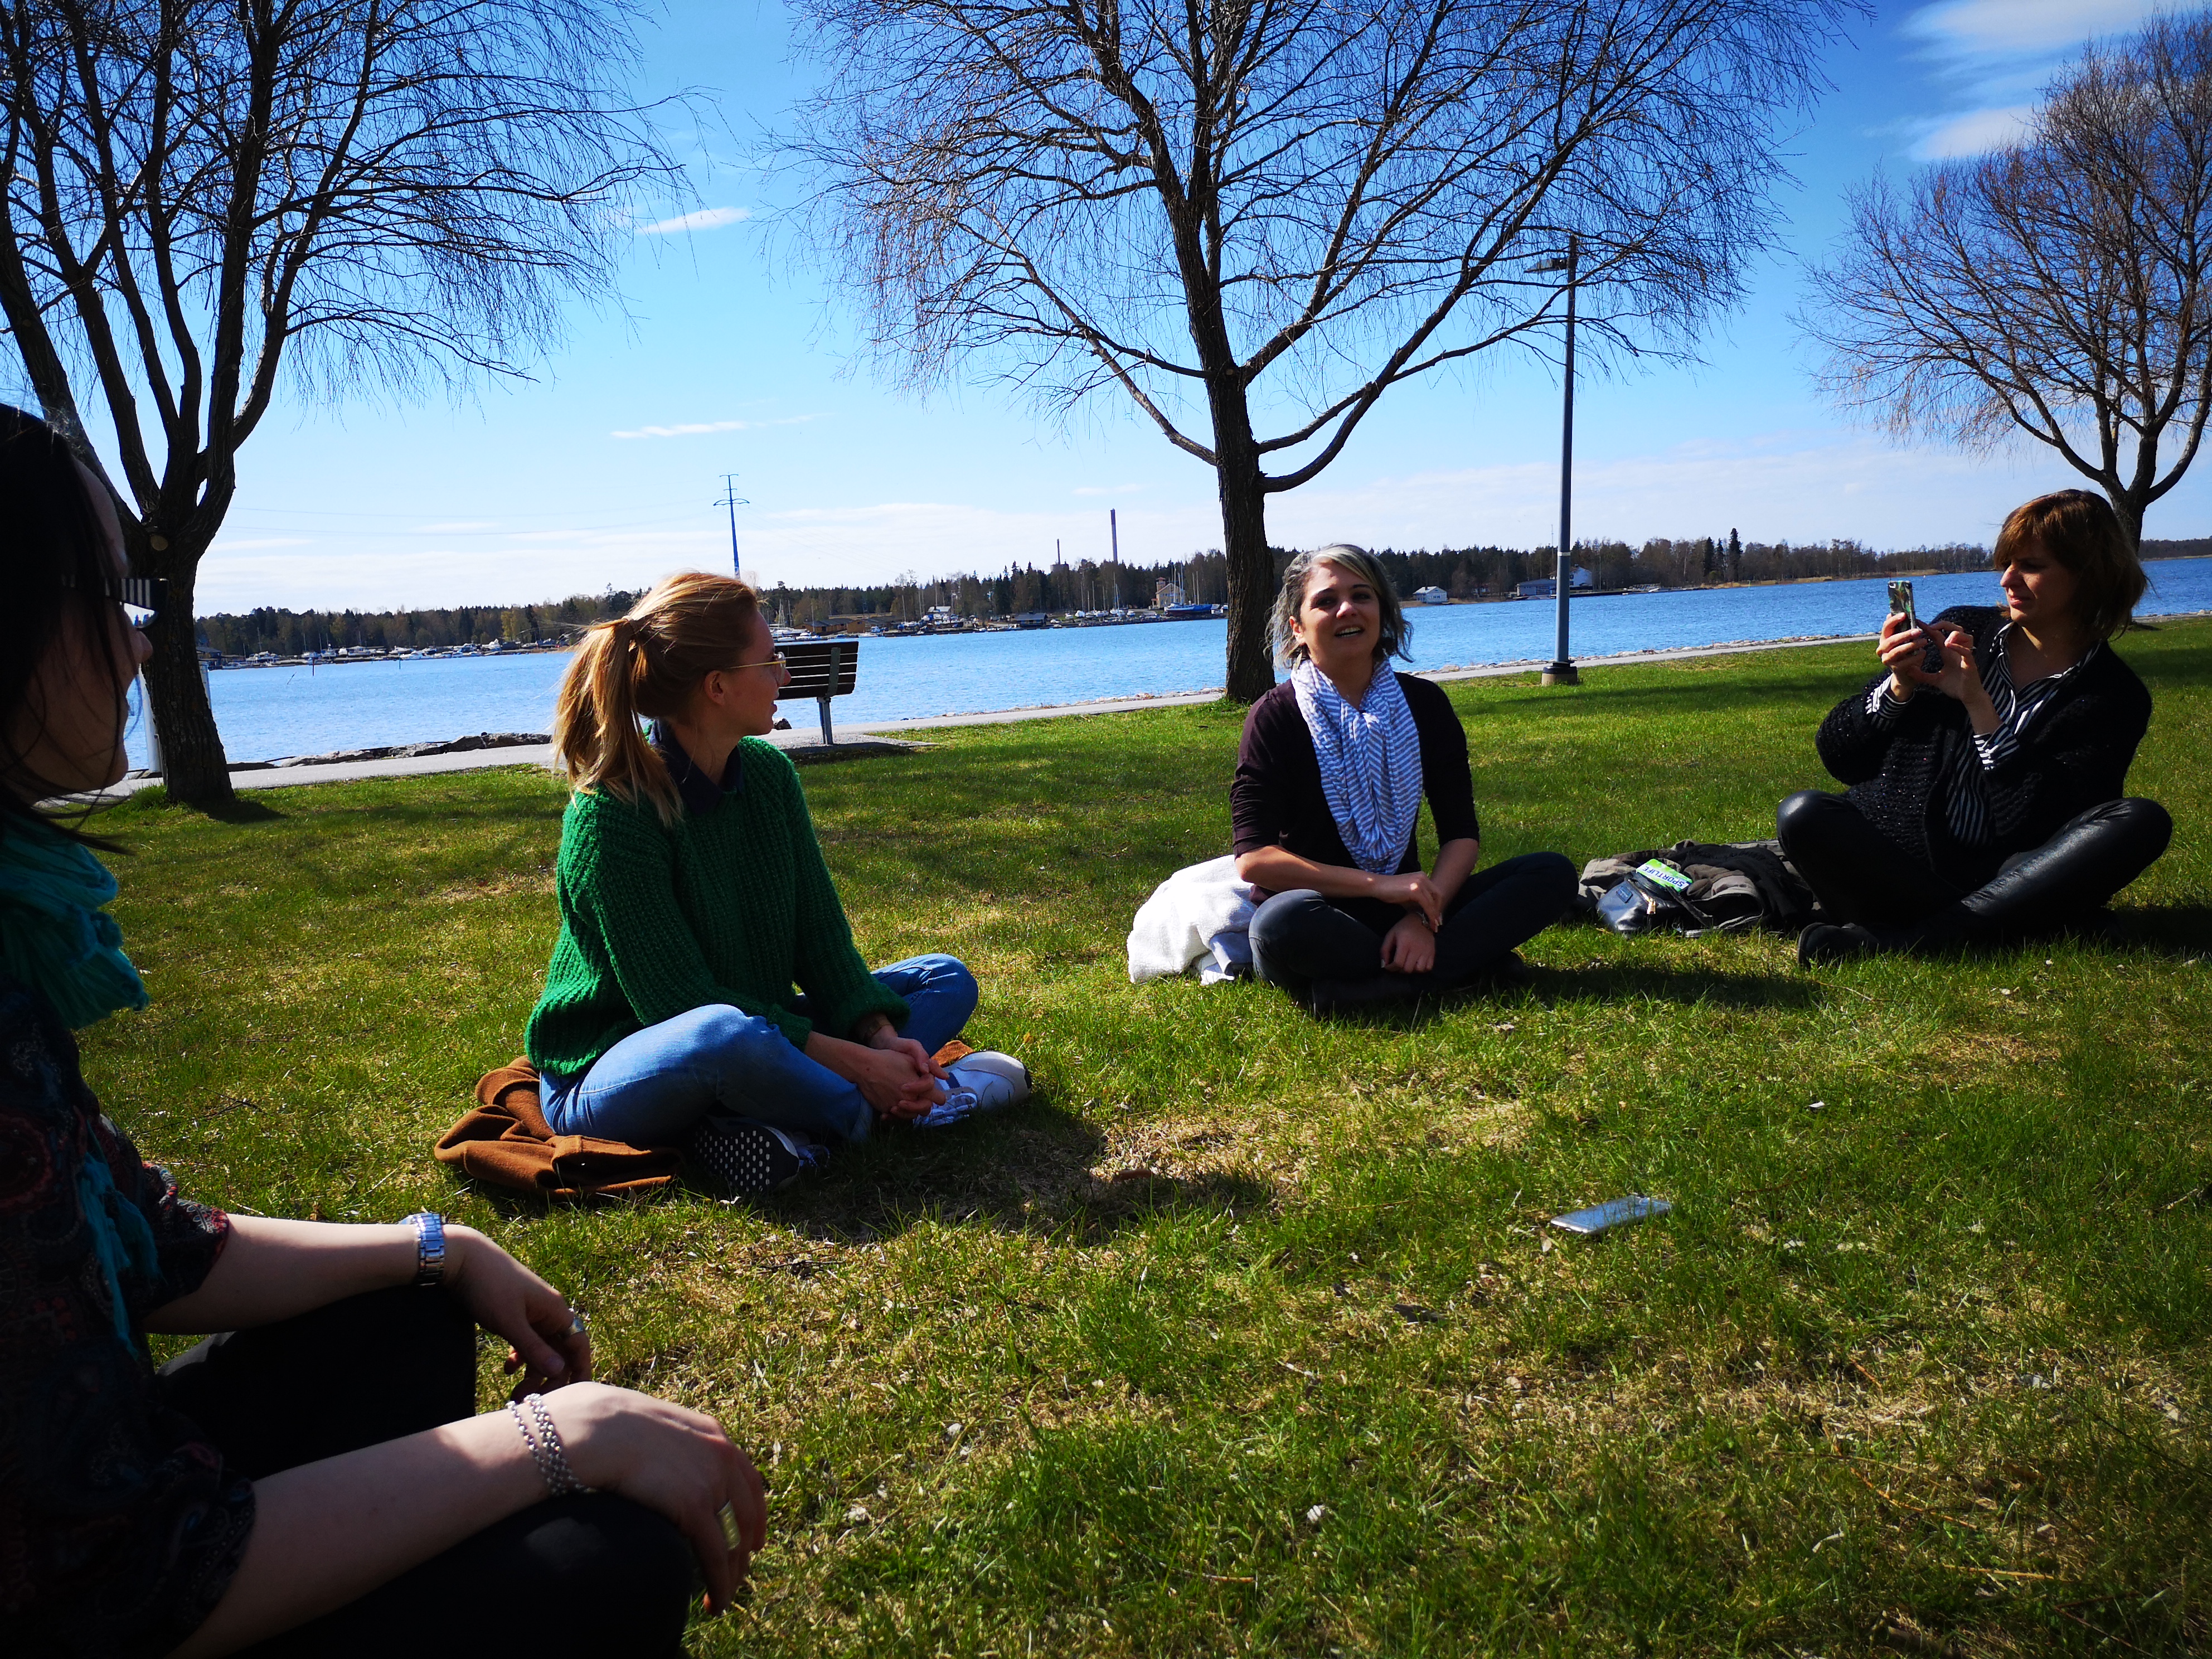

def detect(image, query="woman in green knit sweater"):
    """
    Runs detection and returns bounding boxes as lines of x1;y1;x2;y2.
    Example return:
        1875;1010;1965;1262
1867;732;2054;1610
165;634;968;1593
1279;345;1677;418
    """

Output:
526;573;1027;1189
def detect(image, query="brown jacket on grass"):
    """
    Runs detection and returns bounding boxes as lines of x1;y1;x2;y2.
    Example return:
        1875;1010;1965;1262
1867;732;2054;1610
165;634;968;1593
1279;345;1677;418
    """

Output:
436;1057;681;1201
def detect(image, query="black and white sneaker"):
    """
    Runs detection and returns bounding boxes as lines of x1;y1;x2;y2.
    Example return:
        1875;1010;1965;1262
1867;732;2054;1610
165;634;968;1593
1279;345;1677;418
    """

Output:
687;1116;819;1198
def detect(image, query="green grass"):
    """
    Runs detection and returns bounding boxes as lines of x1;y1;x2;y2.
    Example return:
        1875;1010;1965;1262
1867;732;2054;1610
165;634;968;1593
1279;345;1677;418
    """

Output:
84;625;2212;1657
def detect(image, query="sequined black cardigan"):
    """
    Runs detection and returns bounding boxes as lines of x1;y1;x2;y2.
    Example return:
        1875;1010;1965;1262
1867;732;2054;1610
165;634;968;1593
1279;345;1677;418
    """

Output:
1813;605;2153;887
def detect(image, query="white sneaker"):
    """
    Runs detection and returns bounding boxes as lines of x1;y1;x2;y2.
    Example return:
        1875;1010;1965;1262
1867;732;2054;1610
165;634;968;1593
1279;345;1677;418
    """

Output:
918;1051;1031;1127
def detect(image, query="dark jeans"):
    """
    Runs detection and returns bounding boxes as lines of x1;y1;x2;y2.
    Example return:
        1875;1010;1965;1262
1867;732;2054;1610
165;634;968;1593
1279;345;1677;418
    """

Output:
158;1286;695;1659
1775;790;2173;940
1250;851;1578;992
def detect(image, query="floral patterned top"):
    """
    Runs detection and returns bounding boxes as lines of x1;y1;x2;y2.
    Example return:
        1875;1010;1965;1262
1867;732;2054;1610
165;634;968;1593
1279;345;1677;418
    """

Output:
0;974;250;1657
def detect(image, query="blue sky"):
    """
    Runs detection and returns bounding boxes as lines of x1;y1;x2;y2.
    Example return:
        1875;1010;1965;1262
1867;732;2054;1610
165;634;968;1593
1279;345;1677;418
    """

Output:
168;0;2210;612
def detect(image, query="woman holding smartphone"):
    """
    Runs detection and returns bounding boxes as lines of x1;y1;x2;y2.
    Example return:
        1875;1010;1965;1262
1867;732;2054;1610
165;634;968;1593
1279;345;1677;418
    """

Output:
0;408;770;1657
1779;489;2171;964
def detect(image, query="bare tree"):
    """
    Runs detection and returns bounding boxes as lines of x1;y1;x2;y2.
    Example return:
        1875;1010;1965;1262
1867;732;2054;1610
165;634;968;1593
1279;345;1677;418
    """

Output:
1804;12;2212;553
0;0;680;804
784;0;1857;700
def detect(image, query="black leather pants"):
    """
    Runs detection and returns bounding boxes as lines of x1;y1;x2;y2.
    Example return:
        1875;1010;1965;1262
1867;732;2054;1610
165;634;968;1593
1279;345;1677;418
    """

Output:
1775;790;2172;942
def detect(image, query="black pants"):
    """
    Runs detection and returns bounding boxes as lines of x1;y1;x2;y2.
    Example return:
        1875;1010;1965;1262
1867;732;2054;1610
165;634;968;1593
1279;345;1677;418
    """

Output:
158;1286;696;1658
1249;851;1577;992
1774;790;2173;941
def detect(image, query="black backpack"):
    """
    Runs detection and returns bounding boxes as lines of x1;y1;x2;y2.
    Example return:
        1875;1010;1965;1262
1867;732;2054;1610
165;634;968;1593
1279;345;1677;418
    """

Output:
1575;840;1820;936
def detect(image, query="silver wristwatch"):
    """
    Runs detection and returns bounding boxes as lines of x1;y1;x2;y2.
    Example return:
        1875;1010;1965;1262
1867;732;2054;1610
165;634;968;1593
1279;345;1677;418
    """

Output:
402;1211;447;1284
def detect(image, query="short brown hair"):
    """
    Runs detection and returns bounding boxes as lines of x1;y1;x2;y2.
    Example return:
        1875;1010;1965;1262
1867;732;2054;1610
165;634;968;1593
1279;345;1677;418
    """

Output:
1993;490;2145;641
1270;544;1411;667
550;571;761;824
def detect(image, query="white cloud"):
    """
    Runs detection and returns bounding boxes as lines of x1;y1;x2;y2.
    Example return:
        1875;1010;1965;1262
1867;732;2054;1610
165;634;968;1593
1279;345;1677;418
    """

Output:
411;520;501;533
1904;0;2176;60
635;206;752;236
1071;483;1145;496
609;414;823;440
1909;103;2034;159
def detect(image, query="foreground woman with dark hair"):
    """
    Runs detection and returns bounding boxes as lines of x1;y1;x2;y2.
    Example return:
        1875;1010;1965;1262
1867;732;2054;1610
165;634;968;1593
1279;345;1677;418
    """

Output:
1232;544;1577;1015
0;407;763;1657
1783;489;2172;965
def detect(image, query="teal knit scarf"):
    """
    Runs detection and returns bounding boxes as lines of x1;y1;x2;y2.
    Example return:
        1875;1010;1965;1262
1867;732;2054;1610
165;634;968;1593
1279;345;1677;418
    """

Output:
0;817;149;1030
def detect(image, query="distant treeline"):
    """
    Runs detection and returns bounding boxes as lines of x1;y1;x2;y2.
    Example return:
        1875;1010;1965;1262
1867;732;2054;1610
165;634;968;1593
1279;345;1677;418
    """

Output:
195;534;2210;653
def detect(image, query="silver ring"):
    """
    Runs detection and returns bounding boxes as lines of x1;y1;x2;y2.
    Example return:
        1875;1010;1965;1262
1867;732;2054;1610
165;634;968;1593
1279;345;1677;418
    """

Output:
567;1311;588;1337
717;1501;741;1551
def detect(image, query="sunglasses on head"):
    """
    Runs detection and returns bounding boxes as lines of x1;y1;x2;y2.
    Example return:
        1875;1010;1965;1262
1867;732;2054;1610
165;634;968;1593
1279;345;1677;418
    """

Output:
61;572;166;627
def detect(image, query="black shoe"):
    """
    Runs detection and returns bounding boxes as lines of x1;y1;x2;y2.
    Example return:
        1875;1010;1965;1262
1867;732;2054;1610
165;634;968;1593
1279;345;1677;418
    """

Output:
687;1116;818;1197
1797;921;1882;967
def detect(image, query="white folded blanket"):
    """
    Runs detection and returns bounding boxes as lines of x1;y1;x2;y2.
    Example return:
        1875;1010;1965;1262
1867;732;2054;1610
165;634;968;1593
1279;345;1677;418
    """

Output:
1127;855;1256;985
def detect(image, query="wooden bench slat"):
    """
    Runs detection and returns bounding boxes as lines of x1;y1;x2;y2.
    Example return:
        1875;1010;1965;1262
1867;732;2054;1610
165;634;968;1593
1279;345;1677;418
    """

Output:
775;639;859;700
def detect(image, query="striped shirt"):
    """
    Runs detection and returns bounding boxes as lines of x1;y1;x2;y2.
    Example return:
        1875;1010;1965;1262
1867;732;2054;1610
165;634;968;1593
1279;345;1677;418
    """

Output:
1867;624;2101;846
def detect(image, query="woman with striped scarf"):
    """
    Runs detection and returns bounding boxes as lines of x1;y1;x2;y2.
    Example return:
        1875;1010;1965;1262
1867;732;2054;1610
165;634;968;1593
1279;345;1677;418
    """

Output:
1782;490;2172;965
1230;545;1576;1015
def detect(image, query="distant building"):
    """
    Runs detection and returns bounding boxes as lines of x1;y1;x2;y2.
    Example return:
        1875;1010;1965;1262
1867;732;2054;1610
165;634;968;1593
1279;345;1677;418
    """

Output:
1154;578;1186;609
1413;585;1448;605
1516;566;1595;600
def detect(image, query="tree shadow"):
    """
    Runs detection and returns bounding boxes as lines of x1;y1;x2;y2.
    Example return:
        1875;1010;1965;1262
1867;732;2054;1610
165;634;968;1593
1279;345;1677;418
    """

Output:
196;797;286;824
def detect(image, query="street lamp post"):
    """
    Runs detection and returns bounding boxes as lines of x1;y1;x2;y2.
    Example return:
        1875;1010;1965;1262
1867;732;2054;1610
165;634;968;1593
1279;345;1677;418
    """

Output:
1532;236;1580;687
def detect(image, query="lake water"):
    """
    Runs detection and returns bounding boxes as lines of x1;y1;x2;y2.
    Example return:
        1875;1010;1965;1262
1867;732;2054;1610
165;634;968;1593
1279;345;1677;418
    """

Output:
129;557;2212;767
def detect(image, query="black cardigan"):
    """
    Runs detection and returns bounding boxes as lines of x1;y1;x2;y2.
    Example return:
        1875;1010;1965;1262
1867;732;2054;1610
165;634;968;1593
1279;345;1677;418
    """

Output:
1231;672;1479;928
1814;605;2152;886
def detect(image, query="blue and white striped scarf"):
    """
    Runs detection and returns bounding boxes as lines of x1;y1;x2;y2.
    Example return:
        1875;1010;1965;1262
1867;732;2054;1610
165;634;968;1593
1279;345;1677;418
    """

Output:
1290;660;1423;874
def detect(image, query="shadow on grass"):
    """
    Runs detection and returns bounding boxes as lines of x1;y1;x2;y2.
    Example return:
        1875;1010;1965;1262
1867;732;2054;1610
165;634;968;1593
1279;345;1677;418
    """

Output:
754;1099;1278;1246
457;1095;1274;1244
196;797;286;824
1306;961;1822;1029
2095;904;2212;956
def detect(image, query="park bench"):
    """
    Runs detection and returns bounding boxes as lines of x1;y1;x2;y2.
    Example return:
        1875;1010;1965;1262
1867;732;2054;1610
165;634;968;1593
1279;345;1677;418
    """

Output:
777;637;860;744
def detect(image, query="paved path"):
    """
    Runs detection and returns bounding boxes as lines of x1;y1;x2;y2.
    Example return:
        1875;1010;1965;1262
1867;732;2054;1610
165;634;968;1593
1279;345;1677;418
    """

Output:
93;630;1881;799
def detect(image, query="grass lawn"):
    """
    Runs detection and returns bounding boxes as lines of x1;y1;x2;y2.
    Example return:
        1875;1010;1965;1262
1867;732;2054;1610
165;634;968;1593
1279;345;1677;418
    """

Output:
85;625;2211;1657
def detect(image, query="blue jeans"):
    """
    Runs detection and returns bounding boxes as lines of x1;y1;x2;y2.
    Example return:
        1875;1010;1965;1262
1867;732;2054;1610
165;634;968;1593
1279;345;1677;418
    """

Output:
540;955;978;1147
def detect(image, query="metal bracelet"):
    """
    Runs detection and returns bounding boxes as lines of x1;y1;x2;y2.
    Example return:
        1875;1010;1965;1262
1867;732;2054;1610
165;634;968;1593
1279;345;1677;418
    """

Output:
507;1399;557;1495
522;1393;585;1496
401;1211;445;1285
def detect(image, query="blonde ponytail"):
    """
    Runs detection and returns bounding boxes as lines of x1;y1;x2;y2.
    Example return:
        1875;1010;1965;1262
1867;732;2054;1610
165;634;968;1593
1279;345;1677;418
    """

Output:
550;573;761;825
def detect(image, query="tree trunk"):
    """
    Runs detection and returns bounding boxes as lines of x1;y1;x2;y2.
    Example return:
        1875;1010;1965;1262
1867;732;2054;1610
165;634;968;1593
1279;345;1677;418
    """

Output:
1211;377;1277;704
140;540;236;808
2106;483;2146;555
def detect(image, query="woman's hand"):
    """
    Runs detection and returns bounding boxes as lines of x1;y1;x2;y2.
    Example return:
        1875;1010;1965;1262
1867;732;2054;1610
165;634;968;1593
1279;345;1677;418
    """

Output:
1924;625;2001;733
1379;913;1436;974
1876;612;1941;700
538;1384;769;1613
1371;871;1443;928
442;1228;592;1399
807;1027;945;1121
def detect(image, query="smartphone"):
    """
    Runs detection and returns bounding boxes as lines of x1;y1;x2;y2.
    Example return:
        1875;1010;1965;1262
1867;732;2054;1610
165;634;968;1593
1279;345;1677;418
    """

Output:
1887;579;1943;673
1551;1195;1671;1235
1886;579;1918;632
